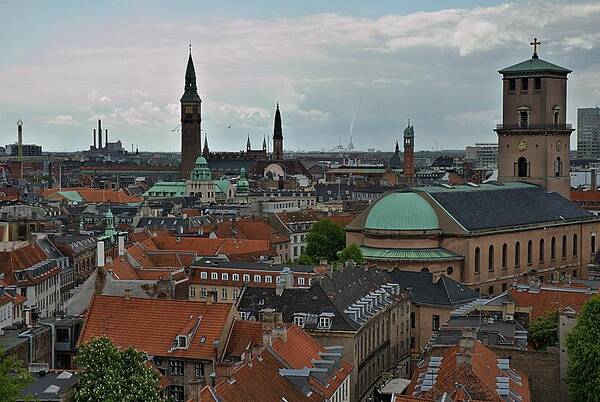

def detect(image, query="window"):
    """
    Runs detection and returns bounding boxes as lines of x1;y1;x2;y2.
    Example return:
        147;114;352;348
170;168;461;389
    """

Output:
211;272;218;280
502;244;507;269
488;245;495;271
502;283;507;292
515;241;521;267
551;237;556;260
432;315;440;331
169;386;185;402
509;78;516;91
488;285;494;295
446;266;453;275
298;277;305;286
243;274;250;282
189;286;196;298
517;157;529;177
573;234;578;256
177;336;187;348
562;235;567;258
200;271;207;279
410;312;415;329
200;287;207;297
519;110;529;128
194;363;205;378
534;77;541;90
554;107;560;125
253;275;261;282
539;239;545;262
221;288;228;299
265;275;272;283
318;316;332;329
521;78;529;91
232;273;239;281
293;315;306;327
233;288;239;300
56;328;70;343
221;273;229;281
555;157;562;177
474;247;481;273
527;240;533;264
169;360;184;376
592;233;597;254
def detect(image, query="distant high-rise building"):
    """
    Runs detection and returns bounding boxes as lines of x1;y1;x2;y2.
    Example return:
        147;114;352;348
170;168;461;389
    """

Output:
576;107;600;160
465;143;498;168
403;122;415;180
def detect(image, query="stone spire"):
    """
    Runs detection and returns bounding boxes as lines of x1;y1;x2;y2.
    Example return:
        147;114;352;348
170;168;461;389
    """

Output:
263;135;267;151
246;134;251;151
203;133;210;156
273;102;283;140
395;140;400;153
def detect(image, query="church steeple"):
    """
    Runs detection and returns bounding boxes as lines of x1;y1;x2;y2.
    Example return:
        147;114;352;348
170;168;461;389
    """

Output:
180;47;203;179
246;134;251;151
272;102;284;160
181;48;201;103
203;134;209;156
395;140;400;153
262;135;267;151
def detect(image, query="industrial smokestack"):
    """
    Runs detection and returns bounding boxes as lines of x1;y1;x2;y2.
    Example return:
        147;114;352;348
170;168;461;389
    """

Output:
93;129;97;149
16;119;23;161
98;119;102;149
105;129;109;148
592;169;597;192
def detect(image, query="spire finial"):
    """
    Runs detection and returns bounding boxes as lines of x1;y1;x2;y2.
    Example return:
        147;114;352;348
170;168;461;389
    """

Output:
408;118;411;127
276;101;279;110
189;42;192;55
530;37;541;59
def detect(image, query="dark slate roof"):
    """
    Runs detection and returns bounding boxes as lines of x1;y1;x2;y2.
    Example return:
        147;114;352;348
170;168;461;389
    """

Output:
17;371;79;401
314;183;354;201
423;184;594;231
192;260;316;273
237;287;307;319
248;160;311;178
136;216;208;231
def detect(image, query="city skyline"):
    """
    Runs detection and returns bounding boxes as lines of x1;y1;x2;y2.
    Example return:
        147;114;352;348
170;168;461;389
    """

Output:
1;0;600;152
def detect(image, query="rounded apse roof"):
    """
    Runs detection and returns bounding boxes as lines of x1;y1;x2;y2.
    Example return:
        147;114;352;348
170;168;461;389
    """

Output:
365;192;439;231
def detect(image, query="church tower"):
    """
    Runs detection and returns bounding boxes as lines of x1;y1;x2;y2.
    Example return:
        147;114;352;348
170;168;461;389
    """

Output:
403;122;415;180
496;39;572;198
273;103;284;160
180;47;202;179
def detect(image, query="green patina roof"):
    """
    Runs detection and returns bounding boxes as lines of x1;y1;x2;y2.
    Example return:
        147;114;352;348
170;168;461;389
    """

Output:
365;192;439;231
416;182;534;193
499;57;571;74
143;181;186;196
360;246;462;261
57;191;84;203
214;180;230;195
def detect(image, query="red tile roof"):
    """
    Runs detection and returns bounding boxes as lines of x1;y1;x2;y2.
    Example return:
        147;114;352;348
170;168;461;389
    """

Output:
403;341;530;402
151;237;275;261
224;319;263;358
79;295;236;360
509;286;596;320
41;187;142;203
0;244;60;286
276;211;322;225
213;219;289;244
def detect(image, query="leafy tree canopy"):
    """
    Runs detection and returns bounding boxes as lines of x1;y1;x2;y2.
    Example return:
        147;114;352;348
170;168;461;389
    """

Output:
296;254;314;265
528;311;558;350
338;244;364;264
305;219;345;263
566;296;600;402
0;349;32;402
75;337;164;402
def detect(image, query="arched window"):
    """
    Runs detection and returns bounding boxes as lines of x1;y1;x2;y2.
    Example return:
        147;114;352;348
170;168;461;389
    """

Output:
517;157;528;177
420;267;429;273
562;235;567;258
502;243;507;269
474;247;480;273
515;241;521;267
527;240;533;265
555;157;562;177
551;237;556;260
539;239;545;263
573;234;578;256
488;245;495;271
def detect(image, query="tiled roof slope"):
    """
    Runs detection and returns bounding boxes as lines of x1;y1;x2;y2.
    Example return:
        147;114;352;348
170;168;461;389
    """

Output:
402;341;530;402
508;286;597;320
224;319;263;358
213;219;289;244
79;295;235;360
424;184;593;231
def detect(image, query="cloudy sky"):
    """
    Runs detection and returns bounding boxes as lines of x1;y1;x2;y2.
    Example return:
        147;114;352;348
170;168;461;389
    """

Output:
1;0;599;153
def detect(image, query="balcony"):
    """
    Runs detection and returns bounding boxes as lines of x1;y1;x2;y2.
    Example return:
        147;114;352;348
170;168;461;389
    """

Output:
496;123;572;130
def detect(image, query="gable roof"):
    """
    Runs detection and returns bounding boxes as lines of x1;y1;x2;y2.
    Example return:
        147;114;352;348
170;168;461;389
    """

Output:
79;295;235;360
508;285;597;320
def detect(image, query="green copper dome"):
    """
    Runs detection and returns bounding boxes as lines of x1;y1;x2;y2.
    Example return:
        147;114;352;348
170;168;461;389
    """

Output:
191;156;212;181
236;167;249;192
365;192;439;231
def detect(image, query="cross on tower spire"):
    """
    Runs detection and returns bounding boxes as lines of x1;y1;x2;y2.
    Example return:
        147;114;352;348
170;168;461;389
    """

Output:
530;38;541;59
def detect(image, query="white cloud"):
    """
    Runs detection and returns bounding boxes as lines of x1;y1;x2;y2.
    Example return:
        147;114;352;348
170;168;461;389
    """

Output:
45;115;76;125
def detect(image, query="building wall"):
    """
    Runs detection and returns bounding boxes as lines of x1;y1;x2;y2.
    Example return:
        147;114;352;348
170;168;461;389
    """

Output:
411;304;454;360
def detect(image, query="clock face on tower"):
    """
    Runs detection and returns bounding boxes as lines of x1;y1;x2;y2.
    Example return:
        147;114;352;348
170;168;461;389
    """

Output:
556;141;563;151
517;139;528;152
184;106;193;113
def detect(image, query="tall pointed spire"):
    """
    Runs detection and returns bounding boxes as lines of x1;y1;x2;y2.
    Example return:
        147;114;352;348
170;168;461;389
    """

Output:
203;133;209;156
272;102;284;160
181;47;201;102
246;134;251;151
262;134;267;151
395;140;400;153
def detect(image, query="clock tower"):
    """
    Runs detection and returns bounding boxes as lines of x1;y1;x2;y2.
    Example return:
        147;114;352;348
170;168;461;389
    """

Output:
496;39;573;198
180;47;202;179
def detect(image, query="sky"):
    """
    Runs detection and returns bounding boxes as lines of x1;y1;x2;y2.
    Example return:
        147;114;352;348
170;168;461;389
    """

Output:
1;0;599;153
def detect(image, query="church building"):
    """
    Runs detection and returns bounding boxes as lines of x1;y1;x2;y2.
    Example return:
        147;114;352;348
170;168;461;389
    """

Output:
347;40;600;296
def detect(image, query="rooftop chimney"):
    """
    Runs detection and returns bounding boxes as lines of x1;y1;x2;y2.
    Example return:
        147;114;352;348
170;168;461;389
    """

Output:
456;329;476;367
124;289;131;300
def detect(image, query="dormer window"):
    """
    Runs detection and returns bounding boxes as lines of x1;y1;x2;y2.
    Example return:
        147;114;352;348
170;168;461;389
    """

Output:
200;271;207;279
318;316;332;329
293;314;306;327
211;272;218;280
243;274;250;282
177;335;187;348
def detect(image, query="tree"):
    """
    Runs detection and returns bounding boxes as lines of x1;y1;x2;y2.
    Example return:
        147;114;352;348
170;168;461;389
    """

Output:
338;244;364;264
566;296;600;402
296;254;314;265
76;337;164;402
305;219;345;263
528;311;558;350
0;349;32;401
